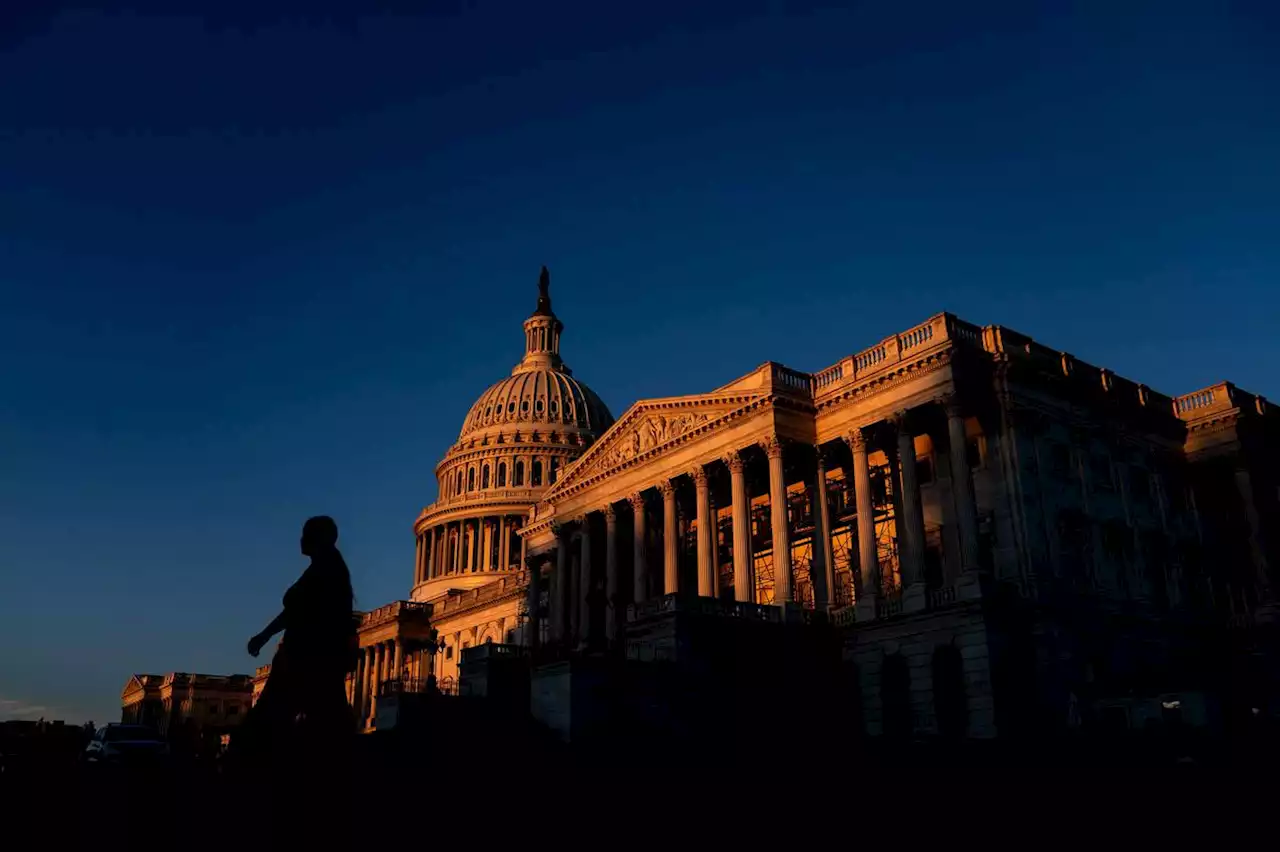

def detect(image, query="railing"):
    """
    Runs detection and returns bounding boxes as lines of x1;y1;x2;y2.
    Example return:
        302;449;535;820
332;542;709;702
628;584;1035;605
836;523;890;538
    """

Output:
430;488;544;506
811;361;847;391
770;364;812;395
1174;388;1215;414
625;593;785;624
897;320;935;351
460;642;527;663
431;571;529;616
377;677;436;696
948;317;983;347
254;664;271;679
875;593;903;619
830;606;857;627
813;314;971;397
854;343;886;372
626;594;679;621
926;585;958;610
361;600;432;628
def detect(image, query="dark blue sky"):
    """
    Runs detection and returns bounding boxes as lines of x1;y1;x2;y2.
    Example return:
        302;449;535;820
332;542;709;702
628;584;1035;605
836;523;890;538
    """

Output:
2;1;1277;723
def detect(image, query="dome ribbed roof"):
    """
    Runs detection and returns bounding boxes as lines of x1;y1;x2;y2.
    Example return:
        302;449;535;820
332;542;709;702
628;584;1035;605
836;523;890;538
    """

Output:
459;370;613;440
454;267;614;444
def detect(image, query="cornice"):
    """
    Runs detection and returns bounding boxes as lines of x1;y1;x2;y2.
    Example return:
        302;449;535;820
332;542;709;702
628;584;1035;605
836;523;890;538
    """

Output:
416;495;537;529
816;348;954;417
429;583;527;625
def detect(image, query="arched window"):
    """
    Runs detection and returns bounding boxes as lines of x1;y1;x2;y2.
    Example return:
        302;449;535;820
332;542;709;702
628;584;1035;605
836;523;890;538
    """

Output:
549;457;559;483
482;465;491;489
498;462;507;487
515;461;525;486
456;471;463;495
467;467;476;491
532;460;543;486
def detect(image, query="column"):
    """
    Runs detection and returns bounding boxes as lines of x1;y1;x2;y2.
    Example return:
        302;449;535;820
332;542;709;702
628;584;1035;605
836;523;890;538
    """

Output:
392;639;404;682
553;525;570;644
490;518;500;570
438;527;448;577
813;445;836;609
1236;467;1271;597
359;647;372;722
519;526;528;577
849;429;879;611
694;465;715;597
452;523;462;574
525;555;541;651
896;412;927;612
351;650;363;712
765;436;792;604
578;516;593;647
569;536;581;641
428;527;437;580
945;397;980;573
727;450;754;604
469;521;479;572
605;505;620;645
660;480;679;594
498;516;508;571
459;522;469;573
415;535;424;584
369;644;384;724
630;493;649;603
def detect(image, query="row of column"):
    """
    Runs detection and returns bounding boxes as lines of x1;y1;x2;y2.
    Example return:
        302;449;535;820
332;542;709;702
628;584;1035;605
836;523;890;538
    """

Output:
350;639;402;727
414;515;523;585
531;396;982;648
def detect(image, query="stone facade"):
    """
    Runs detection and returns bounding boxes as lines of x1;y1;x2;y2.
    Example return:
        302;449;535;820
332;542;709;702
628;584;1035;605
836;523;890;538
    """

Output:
121;672;253;738
357;271;1278;740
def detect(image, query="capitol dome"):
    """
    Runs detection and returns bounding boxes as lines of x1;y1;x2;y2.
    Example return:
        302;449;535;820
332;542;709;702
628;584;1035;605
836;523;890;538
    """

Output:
452;267;614;449
410;269;614;599
460;369;613;443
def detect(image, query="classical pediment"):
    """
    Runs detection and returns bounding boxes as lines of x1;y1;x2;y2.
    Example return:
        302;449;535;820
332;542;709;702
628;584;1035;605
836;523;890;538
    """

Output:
121;674;155;701
545;391;768;496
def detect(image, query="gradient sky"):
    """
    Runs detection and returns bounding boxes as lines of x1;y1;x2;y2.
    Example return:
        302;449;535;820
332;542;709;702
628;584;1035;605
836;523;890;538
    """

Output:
2;1;1277;723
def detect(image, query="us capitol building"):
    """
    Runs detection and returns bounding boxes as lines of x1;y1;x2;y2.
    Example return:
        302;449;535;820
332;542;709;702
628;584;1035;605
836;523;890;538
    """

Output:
329;269;1277;742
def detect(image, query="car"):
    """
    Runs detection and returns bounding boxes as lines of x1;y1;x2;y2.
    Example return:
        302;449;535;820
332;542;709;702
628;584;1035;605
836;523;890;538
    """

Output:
84;724;169;765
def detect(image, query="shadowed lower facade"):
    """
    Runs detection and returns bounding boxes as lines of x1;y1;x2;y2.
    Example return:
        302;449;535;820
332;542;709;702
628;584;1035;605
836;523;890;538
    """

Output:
347;270;1279;742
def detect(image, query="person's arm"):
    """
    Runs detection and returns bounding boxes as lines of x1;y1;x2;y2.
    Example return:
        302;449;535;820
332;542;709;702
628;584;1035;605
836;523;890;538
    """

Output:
247;610;288;657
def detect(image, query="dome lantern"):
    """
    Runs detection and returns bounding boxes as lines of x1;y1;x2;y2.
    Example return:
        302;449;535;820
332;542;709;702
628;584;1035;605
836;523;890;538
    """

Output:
519;266;566;373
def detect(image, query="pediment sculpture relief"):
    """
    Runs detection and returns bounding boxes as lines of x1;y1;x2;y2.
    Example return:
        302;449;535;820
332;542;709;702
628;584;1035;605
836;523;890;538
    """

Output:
590;411;716;476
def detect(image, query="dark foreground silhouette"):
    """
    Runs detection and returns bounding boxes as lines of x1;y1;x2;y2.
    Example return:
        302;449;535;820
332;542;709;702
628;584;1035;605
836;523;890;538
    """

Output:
226;516;358;785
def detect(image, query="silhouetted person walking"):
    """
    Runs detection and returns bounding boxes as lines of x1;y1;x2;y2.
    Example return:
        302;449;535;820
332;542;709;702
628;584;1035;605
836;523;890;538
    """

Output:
234;516;357;774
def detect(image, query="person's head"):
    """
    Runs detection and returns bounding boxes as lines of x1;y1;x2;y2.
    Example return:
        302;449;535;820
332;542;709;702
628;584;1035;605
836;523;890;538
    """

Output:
301;515;339;556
